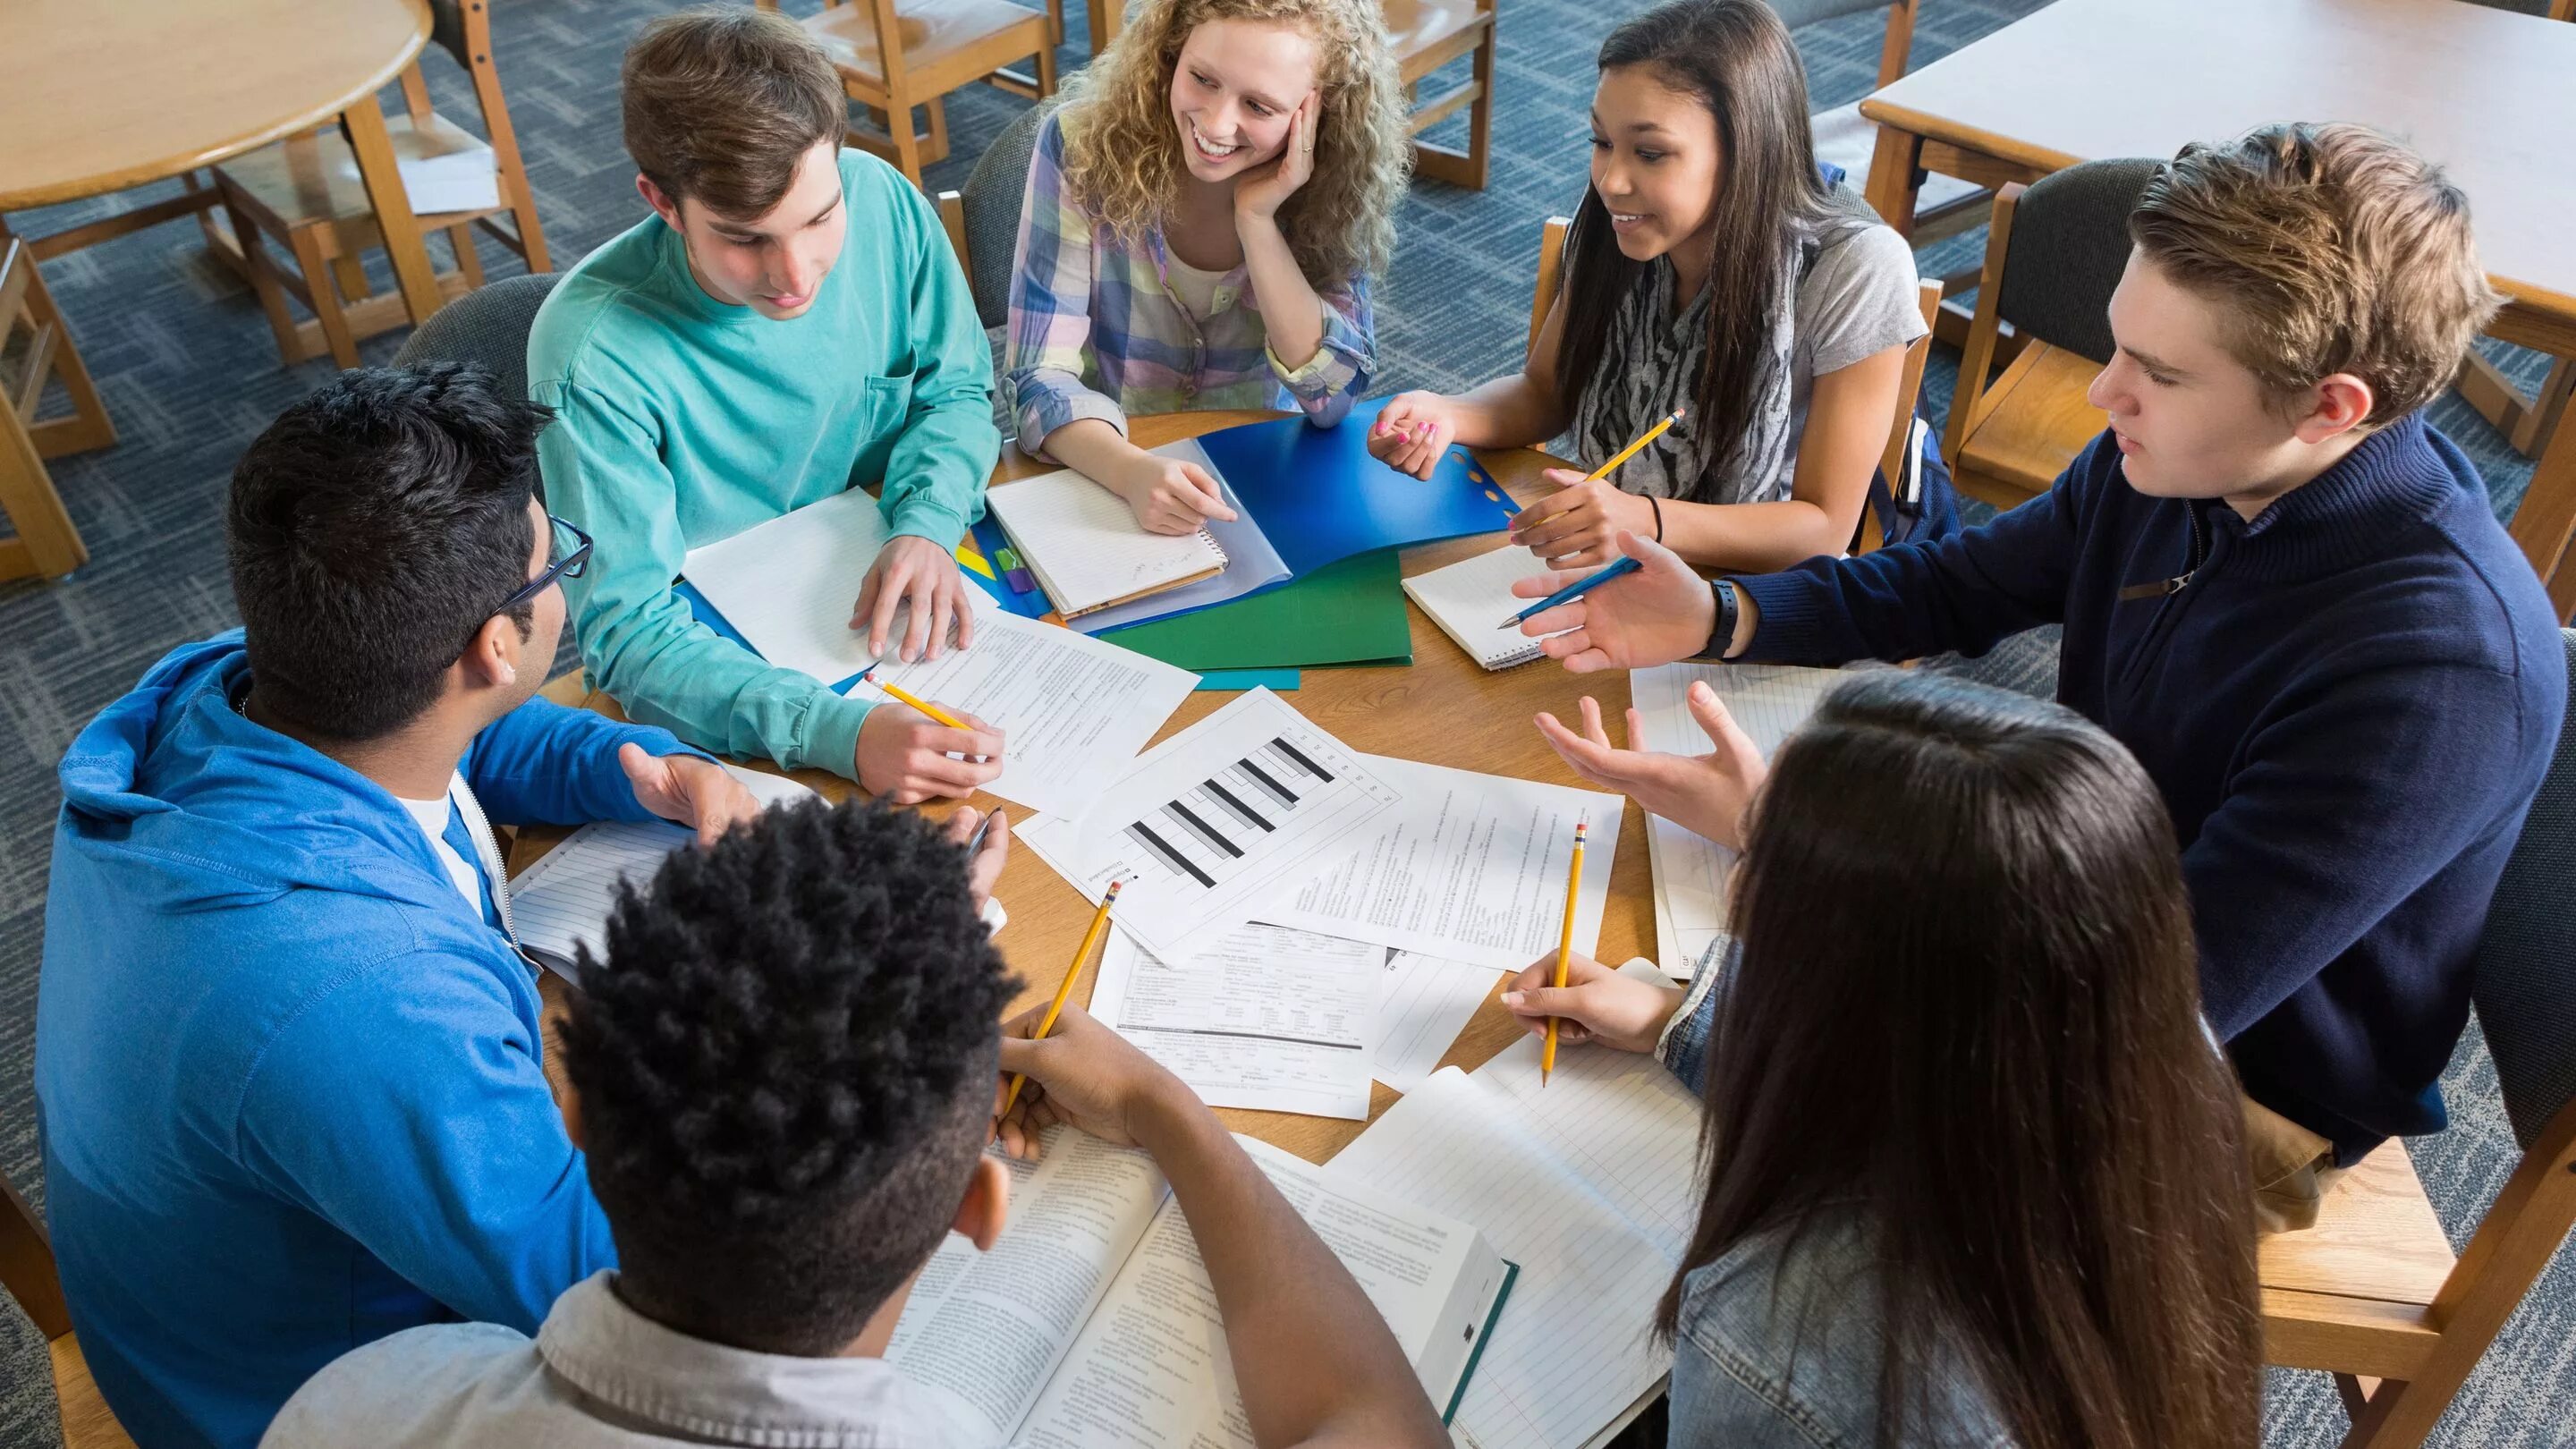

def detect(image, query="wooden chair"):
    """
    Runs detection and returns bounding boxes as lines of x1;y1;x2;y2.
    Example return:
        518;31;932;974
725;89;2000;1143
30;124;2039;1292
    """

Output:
2258;628;2576;1447
764;0;1057;189
1386;0;1497;191
2510;401;2576;623
3;1175;139;1449
0;237;90;581
1945;159;2157;511
209;0;547;370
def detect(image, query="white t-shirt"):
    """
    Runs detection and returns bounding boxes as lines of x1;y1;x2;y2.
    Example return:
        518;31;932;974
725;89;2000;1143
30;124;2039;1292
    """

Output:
1163;252;1230;319
396;784;487;919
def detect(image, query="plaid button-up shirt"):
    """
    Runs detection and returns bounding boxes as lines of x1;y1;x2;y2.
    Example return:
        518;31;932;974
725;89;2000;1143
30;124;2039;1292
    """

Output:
1004;112;1376;459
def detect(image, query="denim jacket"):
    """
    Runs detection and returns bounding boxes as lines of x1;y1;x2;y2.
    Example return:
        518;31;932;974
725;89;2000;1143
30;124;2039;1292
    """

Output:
1653;946;2012;1447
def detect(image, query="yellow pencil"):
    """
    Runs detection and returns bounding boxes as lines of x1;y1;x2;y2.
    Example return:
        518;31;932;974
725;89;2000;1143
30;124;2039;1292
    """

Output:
862;671;969;731
1541;820;1588;1086
1000;879;1122;1116
1582;407;1687;483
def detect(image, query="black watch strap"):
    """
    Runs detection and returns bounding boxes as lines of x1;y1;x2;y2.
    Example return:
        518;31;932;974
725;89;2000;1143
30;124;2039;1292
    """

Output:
1703;579;1740;659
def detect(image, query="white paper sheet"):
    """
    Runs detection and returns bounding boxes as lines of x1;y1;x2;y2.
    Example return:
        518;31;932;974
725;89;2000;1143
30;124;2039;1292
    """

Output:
1630;663;1849;979
1327;962;1703;1449
680;487;911;687
1014;690;1402;962
1371;951;1499;1094
1088;923;1378;1120
845;609;1197;817
505;765;815;973
1264;756;1623;973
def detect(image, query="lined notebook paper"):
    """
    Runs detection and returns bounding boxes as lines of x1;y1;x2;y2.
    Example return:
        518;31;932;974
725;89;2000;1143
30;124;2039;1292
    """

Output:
1327;972;1702;1449
1632;663;1852;979
1402;547;1559;671
680;487;902;686
987;441;1232;617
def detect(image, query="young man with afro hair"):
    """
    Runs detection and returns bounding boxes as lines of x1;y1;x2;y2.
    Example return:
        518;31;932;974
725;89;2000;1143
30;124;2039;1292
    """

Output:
266;799;1450;1449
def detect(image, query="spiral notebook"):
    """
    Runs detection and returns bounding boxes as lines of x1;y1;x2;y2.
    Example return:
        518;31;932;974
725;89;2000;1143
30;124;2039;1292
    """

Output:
987;441;1232;618
1402;546;1557;671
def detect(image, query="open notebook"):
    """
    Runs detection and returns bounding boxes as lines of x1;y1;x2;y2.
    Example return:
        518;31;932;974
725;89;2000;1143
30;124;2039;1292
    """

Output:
886;1129;1515;1448
1327;965;1703;1449
987;440;1234;618
1402;546;1560;671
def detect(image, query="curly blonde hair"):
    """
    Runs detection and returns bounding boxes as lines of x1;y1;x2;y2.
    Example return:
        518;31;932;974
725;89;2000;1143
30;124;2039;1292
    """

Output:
1055;0;1411;287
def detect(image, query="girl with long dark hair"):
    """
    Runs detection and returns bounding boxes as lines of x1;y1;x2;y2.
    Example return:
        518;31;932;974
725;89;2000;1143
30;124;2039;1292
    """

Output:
1504;671;2261;1448
1366;0;1926;572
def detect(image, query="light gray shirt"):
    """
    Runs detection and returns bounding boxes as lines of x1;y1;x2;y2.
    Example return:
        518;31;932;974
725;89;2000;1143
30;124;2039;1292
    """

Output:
261;1272;973;1448
1568;192;1927;506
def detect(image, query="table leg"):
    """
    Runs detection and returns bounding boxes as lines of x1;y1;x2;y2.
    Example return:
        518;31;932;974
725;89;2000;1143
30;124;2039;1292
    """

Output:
0;219;118;460
1089;0;1122;56
1864;123;1926;241
340;92;445;328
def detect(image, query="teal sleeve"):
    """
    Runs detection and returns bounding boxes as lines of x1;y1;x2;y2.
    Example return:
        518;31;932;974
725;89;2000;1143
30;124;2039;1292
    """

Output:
536;379;874;779
877;180;1000;544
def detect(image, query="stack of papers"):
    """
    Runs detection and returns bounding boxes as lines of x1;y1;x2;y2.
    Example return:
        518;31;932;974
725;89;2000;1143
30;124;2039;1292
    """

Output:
1328;962;1704;1449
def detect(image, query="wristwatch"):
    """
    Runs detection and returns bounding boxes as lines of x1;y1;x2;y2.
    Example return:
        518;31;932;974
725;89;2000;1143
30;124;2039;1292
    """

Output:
1707;579;1740;658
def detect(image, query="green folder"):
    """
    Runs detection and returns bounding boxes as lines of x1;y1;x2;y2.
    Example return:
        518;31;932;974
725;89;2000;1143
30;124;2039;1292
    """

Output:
1098;548;1412;671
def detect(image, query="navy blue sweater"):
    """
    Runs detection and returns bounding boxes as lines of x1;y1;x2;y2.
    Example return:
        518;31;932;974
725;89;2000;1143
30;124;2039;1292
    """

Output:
1730;415;2564;1162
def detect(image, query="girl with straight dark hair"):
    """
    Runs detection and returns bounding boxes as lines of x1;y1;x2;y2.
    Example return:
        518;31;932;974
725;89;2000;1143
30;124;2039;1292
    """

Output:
1504;671;2260;1448
1365;0;1928;572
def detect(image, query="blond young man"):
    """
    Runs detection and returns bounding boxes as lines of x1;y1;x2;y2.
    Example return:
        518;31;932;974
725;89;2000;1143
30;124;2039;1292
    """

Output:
1497;123;2566;1233
530;8;1004;802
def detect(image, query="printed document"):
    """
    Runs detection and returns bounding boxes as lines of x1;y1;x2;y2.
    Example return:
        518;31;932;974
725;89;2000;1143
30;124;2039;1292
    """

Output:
1014;689;1402;962
845;608;1197;817
1089;923;1380;1120
1266;756;1623;972
1373;951;1499;1094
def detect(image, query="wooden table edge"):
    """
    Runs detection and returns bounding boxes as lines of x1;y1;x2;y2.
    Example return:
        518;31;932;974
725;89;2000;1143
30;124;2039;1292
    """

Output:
0;0;434;213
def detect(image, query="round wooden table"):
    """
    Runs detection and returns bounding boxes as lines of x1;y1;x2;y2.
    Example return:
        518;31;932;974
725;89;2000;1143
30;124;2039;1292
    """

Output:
525;412;1657;1165
0;0;447;453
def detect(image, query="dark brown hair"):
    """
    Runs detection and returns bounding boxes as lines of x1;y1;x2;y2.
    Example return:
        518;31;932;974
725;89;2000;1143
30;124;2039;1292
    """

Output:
1658;672;2260;1449
621;6;844;218
1552;0;1829;480
2130;122;2502;429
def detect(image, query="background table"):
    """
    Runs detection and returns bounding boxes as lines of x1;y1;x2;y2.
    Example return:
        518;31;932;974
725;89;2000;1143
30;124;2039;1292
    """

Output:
0;0;445;456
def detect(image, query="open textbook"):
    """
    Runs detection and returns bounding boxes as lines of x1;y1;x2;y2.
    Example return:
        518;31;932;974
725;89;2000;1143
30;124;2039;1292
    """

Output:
885;1129;1516;1448
1327;964;1703;1449
1631;662;1850;979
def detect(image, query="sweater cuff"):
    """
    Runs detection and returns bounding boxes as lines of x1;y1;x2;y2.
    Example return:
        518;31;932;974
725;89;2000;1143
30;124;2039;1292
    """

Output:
1733;572;1836;663
789;689;876;784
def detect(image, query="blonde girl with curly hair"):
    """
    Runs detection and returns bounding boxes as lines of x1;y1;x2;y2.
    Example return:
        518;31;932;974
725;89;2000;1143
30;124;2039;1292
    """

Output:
1004;0;1411;534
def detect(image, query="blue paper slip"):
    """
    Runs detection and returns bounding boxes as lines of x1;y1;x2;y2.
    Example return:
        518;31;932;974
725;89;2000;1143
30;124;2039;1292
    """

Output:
1192;668;1300;691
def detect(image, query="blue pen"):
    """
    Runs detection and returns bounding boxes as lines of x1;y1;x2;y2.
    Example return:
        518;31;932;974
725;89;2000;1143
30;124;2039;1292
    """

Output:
1497;555;1642;628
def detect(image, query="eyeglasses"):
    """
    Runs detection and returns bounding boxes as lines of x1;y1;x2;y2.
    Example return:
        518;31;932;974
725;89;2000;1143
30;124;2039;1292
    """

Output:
492;514;592;617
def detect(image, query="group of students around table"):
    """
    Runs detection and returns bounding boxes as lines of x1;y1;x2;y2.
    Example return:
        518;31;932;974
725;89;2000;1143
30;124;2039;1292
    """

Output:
28;0;2568;1445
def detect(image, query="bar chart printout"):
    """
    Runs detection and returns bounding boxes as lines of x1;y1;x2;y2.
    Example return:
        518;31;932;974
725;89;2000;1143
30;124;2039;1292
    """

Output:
1049;688;1405;961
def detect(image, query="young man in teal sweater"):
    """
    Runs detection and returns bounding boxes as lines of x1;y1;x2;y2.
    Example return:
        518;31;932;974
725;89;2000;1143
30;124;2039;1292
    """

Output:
531;8;1005;801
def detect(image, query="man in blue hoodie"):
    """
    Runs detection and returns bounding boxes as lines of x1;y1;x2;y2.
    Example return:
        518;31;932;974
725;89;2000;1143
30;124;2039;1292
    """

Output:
36;364;768;1449
1494;124;2566;1233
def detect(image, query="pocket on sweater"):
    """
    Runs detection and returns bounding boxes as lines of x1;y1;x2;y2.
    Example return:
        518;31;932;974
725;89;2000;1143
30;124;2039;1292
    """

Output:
858;369;917;441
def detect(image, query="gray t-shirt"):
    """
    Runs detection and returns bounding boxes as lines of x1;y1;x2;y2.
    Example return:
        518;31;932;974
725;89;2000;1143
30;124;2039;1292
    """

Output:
1570;194;1928;505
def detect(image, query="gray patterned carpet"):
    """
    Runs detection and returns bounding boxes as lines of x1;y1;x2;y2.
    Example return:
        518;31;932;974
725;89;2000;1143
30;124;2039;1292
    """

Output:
2;1;2567;1445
